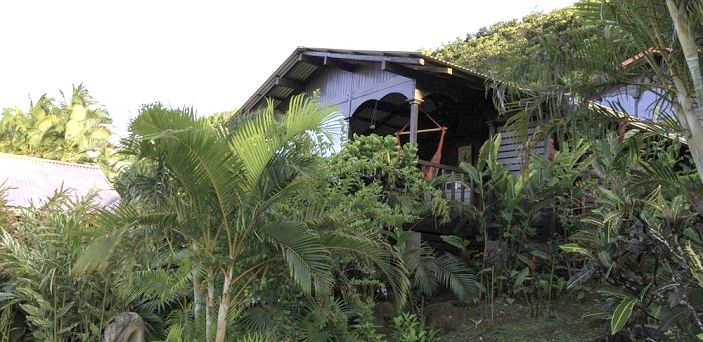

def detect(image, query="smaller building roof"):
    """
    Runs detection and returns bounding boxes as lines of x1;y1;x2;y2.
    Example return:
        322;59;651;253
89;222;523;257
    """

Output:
0;153;120;208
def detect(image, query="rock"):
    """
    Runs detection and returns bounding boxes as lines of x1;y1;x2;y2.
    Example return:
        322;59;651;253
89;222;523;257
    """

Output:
102;312;145;342
425;301;466;331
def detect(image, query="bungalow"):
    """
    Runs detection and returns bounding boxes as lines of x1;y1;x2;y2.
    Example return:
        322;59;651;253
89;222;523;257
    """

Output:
236;47;553;234
238;48;552;173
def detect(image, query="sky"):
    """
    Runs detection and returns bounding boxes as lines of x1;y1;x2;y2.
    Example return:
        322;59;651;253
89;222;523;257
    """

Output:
0;0;575;137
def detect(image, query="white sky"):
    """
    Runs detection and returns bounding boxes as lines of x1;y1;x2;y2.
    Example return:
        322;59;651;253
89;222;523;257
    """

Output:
0;0;575;137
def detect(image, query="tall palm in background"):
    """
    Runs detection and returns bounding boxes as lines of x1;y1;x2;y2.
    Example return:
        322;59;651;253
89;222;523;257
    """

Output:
0;84;112;164
76;95;408;341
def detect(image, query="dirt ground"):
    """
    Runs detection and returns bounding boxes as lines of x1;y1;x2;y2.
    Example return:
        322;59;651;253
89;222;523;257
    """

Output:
439;299;607;342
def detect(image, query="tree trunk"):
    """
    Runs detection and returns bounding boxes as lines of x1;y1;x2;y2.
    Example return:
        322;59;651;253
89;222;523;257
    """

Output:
666;0;703;183
214;267;233;342
667;0;703;120
193;244;203;321
193;268;202;318
206;269;215;342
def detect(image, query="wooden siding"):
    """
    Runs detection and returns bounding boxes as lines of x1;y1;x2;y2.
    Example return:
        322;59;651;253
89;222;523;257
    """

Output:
495;125;545;174
305;64;414;117
305;68;354;103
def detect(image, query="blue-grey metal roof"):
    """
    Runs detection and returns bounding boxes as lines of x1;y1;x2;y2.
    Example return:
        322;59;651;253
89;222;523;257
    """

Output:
0;153;120;208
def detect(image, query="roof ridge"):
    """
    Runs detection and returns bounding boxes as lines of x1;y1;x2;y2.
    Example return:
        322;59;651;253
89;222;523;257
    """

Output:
301;46;422;55
0;152;102;170
300;47;491;79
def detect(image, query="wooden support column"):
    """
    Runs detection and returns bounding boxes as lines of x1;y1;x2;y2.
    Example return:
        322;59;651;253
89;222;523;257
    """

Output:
408;98;423;144
407;93;423;250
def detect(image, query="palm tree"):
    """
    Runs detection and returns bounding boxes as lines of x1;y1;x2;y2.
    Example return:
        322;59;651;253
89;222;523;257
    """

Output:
76;95;407;341
58;84;113;162
0;84;113;163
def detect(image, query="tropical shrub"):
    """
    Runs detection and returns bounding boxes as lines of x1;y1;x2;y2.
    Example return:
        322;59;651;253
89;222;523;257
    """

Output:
0;192;166;341
330;134;476;296
306;134;478;301
326;133;448;225
231;133;477;339
393;312;439;342
455;133;592;317
559;130;703;339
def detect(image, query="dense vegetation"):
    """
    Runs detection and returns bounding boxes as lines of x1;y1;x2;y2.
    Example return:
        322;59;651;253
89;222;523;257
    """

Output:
0;84;113;164
0;0;703;341
427;7;591;87
431;0;703;339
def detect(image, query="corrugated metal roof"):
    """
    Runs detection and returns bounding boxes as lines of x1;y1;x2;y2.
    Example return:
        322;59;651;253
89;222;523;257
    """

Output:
0;153;120;208
288;61;318;81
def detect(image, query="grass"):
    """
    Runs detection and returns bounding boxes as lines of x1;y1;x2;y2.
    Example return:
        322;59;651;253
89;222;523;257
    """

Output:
440;298;606;342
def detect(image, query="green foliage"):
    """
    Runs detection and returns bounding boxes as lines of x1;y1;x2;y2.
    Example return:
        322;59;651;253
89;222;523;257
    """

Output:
350;297;385;342
327;133;448;224
611;296;637;335
0;185;14;229
392;229;479;302
428;7;590;86
294;297;354;341
393;312;439;342
460;133;592;316
0;191;164;341
301;134;478;303
247;132;479;338
0;84;113;164
558;130;703;339
75;95;419;341
488;0;703;185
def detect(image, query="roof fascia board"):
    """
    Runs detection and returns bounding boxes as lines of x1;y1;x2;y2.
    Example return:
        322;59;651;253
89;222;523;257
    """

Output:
237;48;306;114
382;61;485;91
302;51;425;65
323;56;357;72
274;76;304;90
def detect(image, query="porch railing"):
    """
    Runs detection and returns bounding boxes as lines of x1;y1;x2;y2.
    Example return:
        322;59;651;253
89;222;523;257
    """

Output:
417;160;473;204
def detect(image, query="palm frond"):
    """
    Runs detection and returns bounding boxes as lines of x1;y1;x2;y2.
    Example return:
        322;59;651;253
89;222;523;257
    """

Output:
320;231;410;307
258;221;333;295
229;94;338;196
130;105;245;227
431;252;480;301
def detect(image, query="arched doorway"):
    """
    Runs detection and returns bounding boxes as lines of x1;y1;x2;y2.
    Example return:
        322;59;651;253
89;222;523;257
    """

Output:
348;92;409;138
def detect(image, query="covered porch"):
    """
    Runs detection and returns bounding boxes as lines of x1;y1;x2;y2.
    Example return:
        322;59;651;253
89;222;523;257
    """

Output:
347;79;498;206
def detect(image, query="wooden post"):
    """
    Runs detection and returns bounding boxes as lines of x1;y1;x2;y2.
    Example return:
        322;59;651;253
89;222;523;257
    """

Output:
487;120;496;138
407;93;423;252
408;98;423;144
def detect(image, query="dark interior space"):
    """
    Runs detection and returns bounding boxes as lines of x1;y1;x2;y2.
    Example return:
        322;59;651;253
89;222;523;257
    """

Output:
348;90;496;168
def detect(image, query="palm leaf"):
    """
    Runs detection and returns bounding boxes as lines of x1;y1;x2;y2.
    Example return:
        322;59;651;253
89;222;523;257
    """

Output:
258;221;332;295
319;231;410;307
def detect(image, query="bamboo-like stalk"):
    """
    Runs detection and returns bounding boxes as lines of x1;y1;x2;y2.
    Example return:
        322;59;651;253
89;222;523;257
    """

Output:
667;0;703;120
193;242;203;322
206;269;215;342
193;267;202;319
214;267;233;342
666;0;703;183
